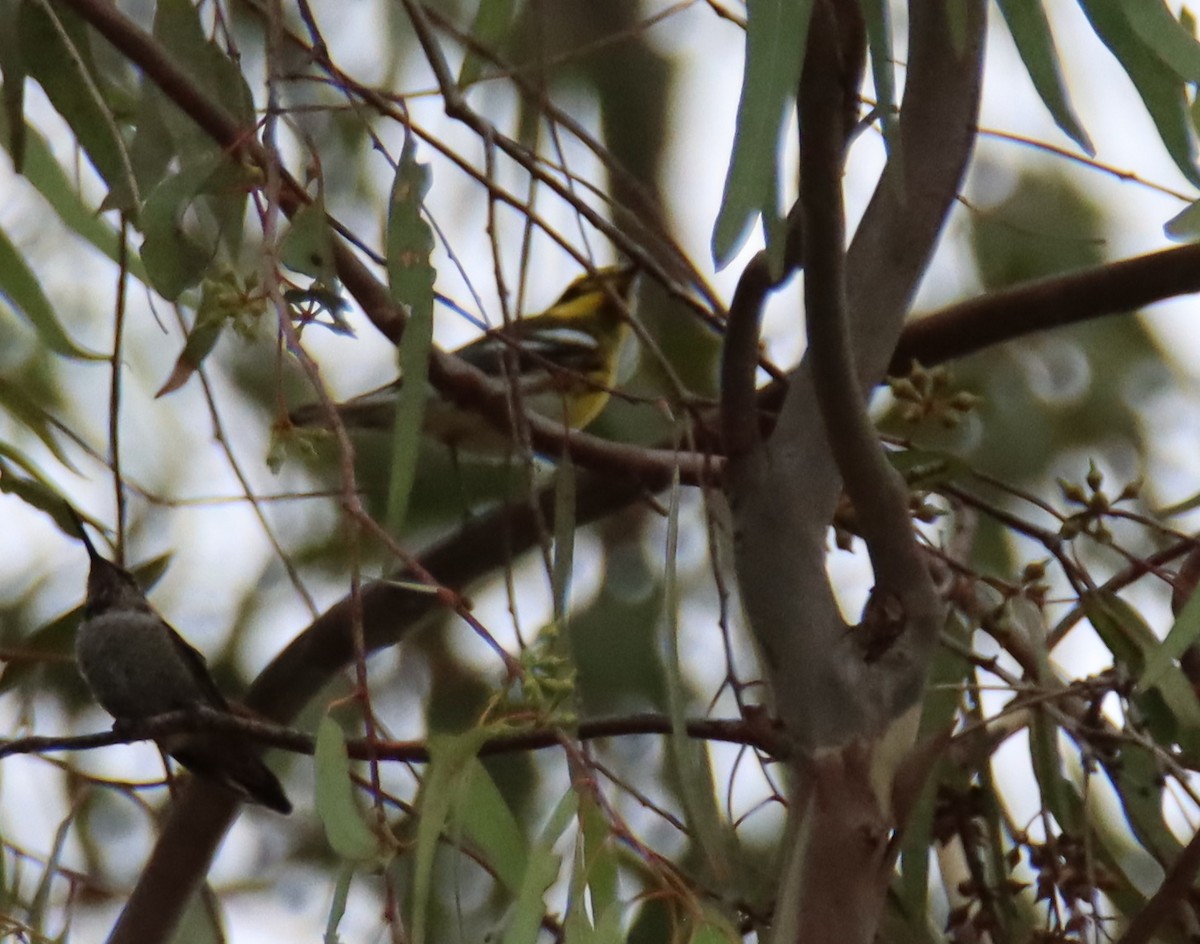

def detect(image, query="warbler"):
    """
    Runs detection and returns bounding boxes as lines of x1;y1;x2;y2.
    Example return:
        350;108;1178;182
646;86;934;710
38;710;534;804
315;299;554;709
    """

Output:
290;265;637;452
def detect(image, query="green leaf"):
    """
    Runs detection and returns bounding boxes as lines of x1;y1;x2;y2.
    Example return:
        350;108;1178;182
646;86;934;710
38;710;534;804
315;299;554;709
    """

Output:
154;286;230;397
0;114;148;283
447;758;528;895
1139;581;1200;692
501;788;577;944
411;728;494;944
860;0;899;155
458;0;517;89
552;459;576;623
0;0;27;172
660;468;733;888
1124;0;1200;82
579;783;618;918
897;613;971;920
1028;710;1078;833
139;159;223;301
686;909;742;944
314;717;381;862
1086;591;1200;761
0;598;78;697
323;864;355;944
994;0;1093;153
28;805;76;937
281;203;339;285
0;223;104;359
385;134;437;533
151;0;255;127
0;441;99;537
1079;0;1200;187
0;377;78;472
1102;741;1182;863
711;0;814;268
19;0;139;212
565;789;620;943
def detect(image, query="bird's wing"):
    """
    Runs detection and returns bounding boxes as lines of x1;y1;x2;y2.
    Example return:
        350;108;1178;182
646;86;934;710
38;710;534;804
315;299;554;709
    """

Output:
164;621;232;710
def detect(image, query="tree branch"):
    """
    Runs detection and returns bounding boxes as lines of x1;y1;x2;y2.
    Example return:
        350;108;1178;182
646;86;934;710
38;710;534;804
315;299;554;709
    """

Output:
2;710;779;766
892;241;1200;373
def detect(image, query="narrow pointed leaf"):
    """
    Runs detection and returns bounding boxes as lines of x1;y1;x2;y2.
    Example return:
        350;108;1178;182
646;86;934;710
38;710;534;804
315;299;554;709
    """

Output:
501;789;577;944
458;0;517;89
19;1;138;211
1079;0;1200;187
411;728;494;944
712;0;813;268
385;135;436;533
0;224;104;359
1124;0;1200;82
860;0;899;154
314;717;381;862
995;0;1093;153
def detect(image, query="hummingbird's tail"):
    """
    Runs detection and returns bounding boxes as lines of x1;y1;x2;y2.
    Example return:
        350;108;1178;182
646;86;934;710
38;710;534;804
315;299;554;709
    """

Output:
163;733;293;814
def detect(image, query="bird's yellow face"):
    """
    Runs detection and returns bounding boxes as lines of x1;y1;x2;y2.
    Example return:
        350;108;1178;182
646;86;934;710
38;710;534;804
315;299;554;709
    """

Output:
471;265;635;432
487;266;638;429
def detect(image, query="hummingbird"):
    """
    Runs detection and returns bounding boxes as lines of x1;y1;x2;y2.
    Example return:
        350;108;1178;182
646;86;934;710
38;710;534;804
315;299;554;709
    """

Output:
73;521;292;814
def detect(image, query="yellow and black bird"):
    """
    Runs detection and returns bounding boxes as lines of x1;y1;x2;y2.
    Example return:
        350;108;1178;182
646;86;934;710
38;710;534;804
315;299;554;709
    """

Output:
290;265;637;453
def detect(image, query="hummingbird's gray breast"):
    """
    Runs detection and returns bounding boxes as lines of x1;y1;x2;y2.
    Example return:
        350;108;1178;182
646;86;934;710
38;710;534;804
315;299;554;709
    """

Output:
75;611;213;720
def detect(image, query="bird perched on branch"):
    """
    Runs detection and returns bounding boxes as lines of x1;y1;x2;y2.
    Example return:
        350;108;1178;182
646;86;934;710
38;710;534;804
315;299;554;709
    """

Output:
289;264;637;454
72;521;291;814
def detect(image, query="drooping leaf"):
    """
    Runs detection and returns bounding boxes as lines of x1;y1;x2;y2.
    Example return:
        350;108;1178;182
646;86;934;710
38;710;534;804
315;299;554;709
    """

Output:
458;0;517;89
411;728;494;944
1085;591;1200;762
323;864;355;944
552;458;576;624
0;0;27;171
0;442;84;535
150;0;255;127
660;468;734;890
1163;196;1200;240
711;0;814;269
994;0;1093;153
0;114;148;282
314;717;381;862
0;224;104;360
1123;0;1200;83
860;0;898;155
501;788;577;944
139;159;223;301
19;0;139;211
1079;0;1200;187
446;757;528;895
0;377;77;472
385;134;437;533
1138;580;1200;692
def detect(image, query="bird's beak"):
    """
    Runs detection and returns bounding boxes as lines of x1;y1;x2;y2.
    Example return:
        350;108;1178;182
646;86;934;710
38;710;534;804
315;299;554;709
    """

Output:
65;504;103;564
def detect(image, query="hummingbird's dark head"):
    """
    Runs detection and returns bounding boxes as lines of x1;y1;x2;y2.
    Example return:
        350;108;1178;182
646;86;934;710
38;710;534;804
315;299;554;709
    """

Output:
85;556;151;616
70;512;152;617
